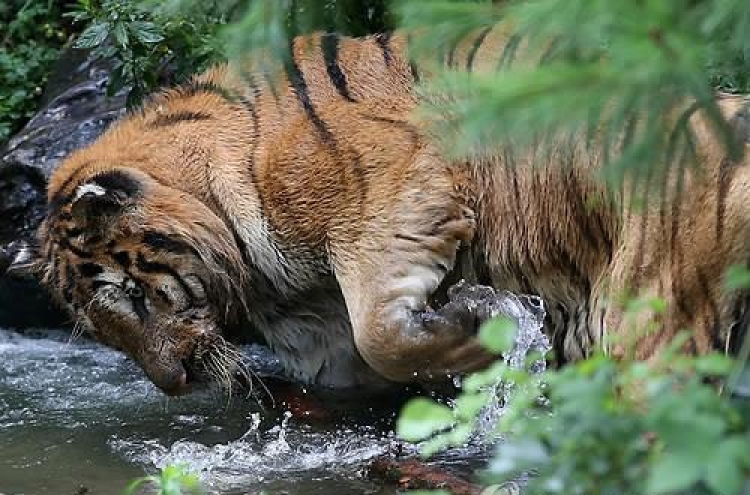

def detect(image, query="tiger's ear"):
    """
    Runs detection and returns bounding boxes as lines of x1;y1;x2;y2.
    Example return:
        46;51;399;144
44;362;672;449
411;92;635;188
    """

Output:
70;170;142;236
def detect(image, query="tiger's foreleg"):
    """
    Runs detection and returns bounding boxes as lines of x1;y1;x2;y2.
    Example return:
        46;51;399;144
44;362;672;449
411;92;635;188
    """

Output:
328;156;495;383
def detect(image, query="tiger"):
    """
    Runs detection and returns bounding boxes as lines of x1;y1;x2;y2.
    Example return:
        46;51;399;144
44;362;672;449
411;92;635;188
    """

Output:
9;25;750;397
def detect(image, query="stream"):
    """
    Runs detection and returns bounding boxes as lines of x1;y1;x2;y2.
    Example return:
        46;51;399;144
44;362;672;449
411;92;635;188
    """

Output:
0;291;548;495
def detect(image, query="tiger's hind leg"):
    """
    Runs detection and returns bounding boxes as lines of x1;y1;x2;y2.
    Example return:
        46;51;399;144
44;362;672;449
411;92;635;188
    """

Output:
328;153;495;383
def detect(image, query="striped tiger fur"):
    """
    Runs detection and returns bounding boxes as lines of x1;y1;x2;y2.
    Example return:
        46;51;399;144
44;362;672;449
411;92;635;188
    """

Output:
17;25;750;396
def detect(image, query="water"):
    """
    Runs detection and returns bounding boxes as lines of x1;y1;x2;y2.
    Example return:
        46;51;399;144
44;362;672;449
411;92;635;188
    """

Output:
475;292;549;443
0;329;401;494
0;287;548;495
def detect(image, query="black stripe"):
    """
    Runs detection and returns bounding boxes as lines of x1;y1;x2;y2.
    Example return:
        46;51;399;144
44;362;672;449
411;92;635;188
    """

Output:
235;69;262;171
90;280;109;292
375;31;394;66
360;113;422;145
229;224;252;270
321;33;356;102
466;26;493;72
135;253;197;302
262;70;282;107
498;33;523;70
58;238;93;258
285;47;336;144
62;264;75;304
409;59;421;83
77;262;103;278
155;288;170;304
406;32;421;83
729;291;750;355
142;231;196;255
92;170;141;198
697;268;724;351
132;296;149;322
394;233;423;243
148;111;212;128
180;80;238;102
446;36;460;68
538;36;562;64
112;251;131;269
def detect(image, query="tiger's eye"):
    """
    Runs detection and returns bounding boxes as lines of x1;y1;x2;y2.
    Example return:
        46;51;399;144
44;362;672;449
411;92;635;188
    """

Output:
127;286;144;299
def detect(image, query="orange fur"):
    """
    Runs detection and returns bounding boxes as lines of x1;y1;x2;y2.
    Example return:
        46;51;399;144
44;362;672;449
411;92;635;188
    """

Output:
33;29;750;395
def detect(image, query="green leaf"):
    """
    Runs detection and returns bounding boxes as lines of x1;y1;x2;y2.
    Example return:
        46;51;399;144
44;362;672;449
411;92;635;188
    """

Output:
453;392;490;421
446;421;474;447
704;437;746;495
130;20;164;44
74;21;111;48
725;265;750;291
461;361;507;392
646;452;702;494
419;434;451;458
478;317;518;354
112;22;129;49
487;438;549;477
121;476;153;495
694;353;735;376
396;397;455;442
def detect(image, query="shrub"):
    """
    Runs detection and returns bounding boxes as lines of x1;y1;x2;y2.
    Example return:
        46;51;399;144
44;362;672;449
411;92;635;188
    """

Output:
0;0;71;143
65;0;232;107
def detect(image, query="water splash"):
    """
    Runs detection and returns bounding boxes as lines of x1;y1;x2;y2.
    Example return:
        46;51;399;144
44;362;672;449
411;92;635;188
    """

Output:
110;415;396;492
0;327;398;493
445;282;550;443
481;289;550;435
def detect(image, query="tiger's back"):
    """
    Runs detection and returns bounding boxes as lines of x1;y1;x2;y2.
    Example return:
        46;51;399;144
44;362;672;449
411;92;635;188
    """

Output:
28;25;750;396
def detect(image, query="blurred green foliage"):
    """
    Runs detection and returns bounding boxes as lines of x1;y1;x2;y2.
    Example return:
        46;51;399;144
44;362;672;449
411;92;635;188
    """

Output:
122;464;204;495
0;0;72;144
398;302;750;495
395;0;750;190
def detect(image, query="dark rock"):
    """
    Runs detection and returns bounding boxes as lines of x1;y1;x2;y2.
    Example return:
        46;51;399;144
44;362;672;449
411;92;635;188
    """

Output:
0;47;127;329
1;47;127;179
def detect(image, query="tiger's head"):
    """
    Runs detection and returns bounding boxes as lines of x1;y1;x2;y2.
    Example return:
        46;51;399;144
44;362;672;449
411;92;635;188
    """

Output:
29;164;251;396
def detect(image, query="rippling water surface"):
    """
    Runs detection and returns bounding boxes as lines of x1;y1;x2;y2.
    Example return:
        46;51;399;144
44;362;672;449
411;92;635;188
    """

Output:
0;289;549;495
0;329;404;494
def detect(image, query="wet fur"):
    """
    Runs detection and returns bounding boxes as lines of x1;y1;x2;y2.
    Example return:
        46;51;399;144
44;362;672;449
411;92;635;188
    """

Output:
33;28;750;394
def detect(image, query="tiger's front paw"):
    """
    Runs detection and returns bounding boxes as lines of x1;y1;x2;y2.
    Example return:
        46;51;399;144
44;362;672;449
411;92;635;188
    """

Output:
445;280;500;330
421;280;499;337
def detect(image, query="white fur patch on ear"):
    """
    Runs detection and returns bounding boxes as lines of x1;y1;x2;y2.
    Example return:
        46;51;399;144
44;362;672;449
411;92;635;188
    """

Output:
12;244;34;267
6;241;38;276
73;183;107;201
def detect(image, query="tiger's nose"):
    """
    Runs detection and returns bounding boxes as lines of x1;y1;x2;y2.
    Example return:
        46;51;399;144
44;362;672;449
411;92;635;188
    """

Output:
152;363;192;396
